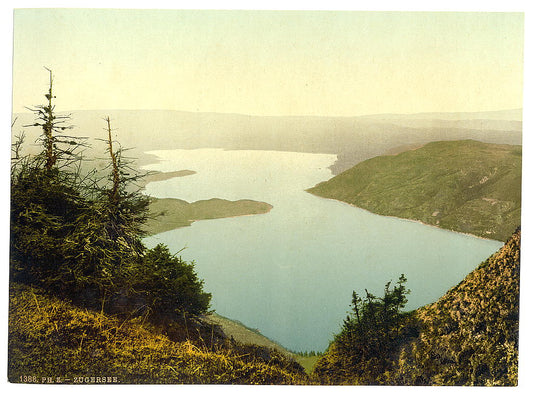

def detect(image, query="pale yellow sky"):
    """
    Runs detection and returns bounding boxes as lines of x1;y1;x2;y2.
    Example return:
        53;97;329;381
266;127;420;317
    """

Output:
12;9;524;116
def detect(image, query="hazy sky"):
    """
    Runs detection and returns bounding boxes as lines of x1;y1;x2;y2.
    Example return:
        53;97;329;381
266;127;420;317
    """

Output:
12;9;524;116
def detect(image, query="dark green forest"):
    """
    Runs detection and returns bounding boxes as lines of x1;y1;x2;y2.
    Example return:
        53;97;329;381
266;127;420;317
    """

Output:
10;70;211;319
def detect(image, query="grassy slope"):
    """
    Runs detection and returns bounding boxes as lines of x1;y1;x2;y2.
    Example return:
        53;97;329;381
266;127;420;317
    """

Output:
308;140;521;241
203;314;319;374
8;283;307;384
205;313;293;355
144;197;273;235
313;229;520;385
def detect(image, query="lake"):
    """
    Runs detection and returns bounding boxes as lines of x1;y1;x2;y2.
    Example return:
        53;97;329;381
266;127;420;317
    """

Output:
142;148;503;352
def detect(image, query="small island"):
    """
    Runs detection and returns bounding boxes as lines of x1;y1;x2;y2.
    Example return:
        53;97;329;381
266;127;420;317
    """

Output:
144;197;273;235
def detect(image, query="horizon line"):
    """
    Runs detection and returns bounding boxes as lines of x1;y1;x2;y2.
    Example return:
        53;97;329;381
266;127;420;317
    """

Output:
11;107;524;120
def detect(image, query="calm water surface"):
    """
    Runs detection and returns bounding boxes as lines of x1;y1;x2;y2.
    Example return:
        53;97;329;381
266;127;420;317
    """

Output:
143;148;502;352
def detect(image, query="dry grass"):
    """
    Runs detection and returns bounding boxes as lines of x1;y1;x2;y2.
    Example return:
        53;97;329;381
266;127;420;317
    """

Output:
8;283;307;384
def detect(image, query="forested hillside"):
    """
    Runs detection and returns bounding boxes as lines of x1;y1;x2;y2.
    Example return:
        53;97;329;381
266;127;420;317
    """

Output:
313;229;520;385
308;140;521;241
8;72;306;384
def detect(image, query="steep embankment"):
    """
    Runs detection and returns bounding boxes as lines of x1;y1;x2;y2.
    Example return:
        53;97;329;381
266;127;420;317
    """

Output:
313;229;520;385
308;140;521;241
387;228;520;385
8;283;306;384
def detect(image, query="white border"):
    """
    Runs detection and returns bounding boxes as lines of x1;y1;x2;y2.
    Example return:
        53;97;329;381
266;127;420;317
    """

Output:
1;2;531;396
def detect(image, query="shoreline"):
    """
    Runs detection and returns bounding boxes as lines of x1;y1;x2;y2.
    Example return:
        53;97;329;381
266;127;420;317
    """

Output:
141;150;505;244
139;169;197;190
139;155;275;236
306;192;504;243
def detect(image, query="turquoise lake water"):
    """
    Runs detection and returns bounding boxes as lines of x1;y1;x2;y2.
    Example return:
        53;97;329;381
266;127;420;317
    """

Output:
142;148;503;352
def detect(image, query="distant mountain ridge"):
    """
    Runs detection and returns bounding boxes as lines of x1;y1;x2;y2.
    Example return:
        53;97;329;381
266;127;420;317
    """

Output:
14;107;523;121
12;109;522;174
358;108;522;121
308;140;521;241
